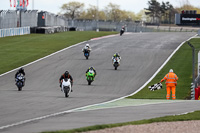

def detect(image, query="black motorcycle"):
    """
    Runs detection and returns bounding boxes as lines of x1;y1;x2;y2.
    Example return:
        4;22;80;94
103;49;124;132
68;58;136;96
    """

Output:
113;57;120;70
120;28;125;36
84;49;90;59
15;73;25;91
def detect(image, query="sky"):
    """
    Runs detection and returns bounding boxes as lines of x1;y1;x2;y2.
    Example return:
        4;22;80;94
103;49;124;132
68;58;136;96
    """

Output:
0;0;199;14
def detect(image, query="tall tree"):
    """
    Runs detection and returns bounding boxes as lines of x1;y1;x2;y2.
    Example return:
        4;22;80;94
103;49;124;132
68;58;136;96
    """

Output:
145;0;161;23
79;5;106;20
160;2;167;23
60;1;84;20
105;3;122;21
165;2;174;24
160;1;175;24
120;11;136;22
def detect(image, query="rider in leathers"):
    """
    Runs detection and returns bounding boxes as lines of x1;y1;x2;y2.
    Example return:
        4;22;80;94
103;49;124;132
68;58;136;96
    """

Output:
59;71;73;92
86;66;97;78
82;44;92;55
112;53;121;65
15;68;26;86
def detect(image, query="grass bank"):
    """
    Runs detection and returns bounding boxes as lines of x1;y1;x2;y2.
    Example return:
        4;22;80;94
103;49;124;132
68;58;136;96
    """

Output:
41;110;200;133
128;38;200;100
0;31;117;74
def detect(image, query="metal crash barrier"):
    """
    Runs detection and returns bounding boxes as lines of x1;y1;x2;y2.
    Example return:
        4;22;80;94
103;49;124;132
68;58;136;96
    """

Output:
0;27;30;38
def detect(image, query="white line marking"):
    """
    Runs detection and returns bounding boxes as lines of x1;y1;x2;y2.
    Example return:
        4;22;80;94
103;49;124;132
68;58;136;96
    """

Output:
0;34;117;130
0;34;118;77
0;41;87;77
74;100;185;112
0;34;197;130
126;34;197;97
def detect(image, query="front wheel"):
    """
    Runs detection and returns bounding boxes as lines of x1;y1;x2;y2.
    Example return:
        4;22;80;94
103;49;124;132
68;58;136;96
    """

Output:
18;87;22;91
115;67;117;70
64;87;70;97
65;92;69;97
17;82;23;91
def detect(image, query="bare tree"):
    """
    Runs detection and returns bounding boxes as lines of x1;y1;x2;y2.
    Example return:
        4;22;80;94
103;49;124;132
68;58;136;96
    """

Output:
60;1;84;20
105;3;122;21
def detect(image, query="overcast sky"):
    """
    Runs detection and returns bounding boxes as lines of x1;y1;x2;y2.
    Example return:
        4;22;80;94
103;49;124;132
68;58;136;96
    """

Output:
0;0;199;14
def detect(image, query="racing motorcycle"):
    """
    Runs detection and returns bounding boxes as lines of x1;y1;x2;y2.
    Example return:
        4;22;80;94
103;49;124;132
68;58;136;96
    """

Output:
120;28;125;36
83;49;90;59
86;70;95;85
113;57;120;70
61;78;72;97
15;73;25;91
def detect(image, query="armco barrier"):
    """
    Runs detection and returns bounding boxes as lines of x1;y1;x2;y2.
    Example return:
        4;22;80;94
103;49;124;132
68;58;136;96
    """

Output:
0;27;30;38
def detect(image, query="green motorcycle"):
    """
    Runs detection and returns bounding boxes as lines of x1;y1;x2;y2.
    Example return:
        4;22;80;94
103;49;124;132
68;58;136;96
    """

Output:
86;70;95;85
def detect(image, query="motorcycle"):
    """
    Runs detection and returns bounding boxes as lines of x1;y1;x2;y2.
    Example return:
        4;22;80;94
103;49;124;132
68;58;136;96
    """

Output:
83;49;90;59
113;57;120;70
86;70;95;85
61;78;72;97
15;73;25;91
120;28;125;36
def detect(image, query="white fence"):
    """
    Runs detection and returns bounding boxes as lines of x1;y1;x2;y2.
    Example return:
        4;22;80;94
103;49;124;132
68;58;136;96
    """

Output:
0;27;30;38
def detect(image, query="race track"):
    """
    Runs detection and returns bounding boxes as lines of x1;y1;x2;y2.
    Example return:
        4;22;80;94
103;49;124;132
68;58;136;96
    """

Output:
0;32;199;133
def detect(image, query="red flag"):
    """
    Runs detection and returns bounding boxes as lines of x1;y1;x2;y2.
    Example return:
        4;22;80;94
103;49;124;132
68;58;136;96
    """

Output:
20;0;22;6
14;0;16;7
23;0;25;7
10;0;12;7
26;0;29;7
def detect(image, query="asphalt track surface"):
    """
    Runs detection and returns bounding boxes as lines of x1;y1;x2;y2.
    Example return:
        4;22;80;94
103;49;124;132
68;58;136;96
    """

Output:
0;32;199;133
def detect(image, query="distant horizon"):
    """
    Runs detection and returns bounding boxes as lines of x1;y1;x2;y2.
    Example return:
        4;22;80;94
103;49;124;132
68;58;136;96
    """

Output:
0;0;199;15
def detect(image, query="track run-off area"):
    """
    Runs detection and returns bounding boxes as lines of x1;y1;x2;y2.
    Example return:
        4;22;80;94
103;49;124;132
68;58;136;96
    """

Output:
0;32;200;133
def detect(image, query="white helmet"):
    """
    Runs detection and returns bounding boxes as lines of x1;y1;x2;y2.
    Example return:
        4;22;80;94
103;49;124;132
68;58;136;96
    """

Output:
86;44;90;47
169;69;173;72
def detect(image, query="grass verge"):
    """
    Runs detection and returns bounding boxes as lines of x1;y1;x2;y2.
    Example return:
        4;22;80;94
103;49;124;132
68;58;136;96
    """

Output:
0;31;117;74
41;110;200;133
128;38;200;100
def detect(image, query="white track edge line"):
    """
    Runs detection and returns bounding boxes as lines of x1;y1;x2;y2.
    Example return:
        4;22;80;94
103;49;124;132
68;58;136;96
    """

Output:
0;34;196;130
0;34;118;77
0;34;117;130
0;41;87;77
73;100;185;112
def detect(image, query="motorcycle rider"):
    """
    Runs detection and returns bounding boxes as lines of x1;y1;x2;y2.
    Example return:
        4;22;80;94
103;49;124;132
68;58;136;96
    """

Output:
82;44;92;55
59;71;73;92
121;26;125;31
86;66;97;78
15;67;25;86
120;26;125;36
112;53;121;65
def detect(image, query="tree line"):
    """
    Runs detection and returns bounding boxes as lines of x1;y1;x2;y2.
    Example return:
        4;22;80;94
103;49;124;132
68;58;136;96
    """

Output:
59;0;200;24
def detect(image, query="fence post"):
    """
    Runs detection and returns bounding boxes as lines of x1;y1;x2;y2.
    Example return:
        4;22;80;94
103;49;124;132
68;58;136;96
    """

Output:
187;41;195;100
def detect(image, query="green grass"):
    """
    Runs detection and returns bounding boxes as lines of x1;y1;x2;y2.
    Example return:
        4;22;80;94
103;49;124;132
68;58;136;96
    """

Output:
0;31;117;74
41;110;200;133
128;38;200;100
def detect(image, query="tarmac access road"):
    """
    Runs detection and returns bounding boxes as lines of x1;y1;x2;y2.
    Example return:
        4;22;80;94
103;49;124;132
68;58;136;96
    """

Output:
0;32;198;133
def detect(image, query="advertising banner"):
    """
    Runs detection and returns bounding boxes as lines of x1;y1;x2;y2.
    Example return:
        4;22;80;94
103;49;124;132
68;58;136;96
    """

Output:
181;14;200;25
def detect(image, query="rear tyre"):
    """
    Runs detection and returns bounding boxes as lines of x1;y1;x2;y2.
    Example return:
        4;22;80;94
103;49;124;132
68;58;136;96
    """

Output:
115;67;117;70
